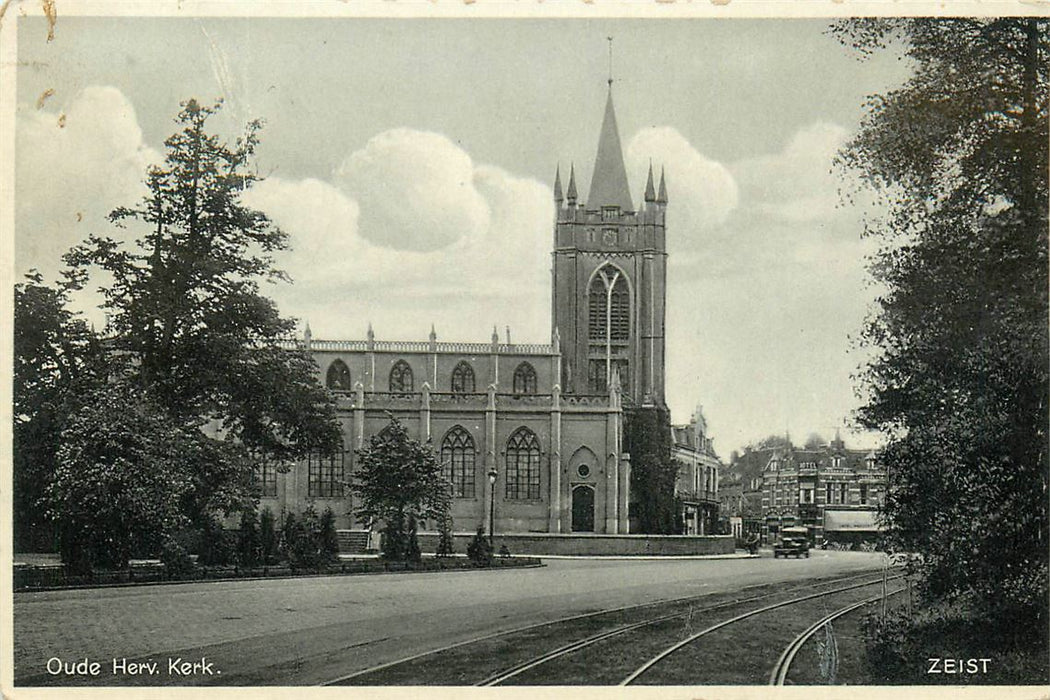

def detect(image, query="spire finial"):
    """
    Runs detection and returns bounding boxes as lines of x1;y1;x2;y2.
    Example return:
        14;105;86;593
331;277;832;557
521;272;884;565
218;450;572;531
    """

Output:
644;160;656;203
554;164;564;204
607;36;614;87
566;163;578;205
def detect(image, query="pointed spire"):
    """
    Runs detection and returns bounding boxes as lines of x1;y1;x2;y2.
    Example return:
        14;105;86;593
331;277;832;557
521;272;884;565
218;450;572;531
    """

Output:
492;325;499;344
644;161;656;203
566;163;578;206
429;323;437;342
554;165;564;205
367;322;374;341
657;166;668;205
587;87;634;212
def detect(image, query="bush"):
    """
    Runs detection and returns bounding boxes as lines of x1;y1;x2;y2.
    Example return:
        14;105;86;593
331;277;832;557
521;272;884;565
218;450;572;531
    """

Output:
436;514;455;557
197;515;233;566
498;543;510;558
287;505;323;571
161;537;196;579
260;507;278;564
467;527;493;567
319;507;340;564
380;513;409;561
237;509;262;567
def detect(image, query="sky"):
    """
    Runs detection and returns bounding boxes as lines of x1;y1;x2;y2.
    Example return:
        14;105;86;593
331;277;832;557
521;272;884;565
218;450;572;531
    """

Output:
12;13;916;457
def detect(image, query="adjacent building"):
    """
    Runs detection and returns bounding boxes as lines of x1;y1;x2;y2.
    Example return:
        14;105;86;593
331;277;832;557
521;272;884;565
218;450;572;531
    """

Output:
672;406;722;535
760;433;885;545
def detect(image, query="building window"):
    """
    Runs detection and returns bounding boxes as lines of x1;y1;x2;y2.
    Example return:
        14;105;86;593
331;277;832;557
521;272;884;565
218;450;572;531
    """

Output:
832;456;842;469
254;460;278;498
326;359;352;390
860;483;868;505
839;482;848;504
588;359;607;393
588;276;607;340
389;360;413;392
308;451;344;498
450;361;475;394
610;275;629;340
513;362;537;394
800;488;814;504
612;358;629;392
440;426;476;498
826;482;834;503
505;427;541;500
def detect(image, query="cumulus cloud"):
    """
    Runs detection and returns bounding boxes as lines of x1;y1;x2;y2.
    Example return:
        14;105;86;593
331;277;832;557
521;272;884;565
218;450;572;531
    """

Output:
16;86;162;281
245;132;553;341
732;121;851;224
335;128;491;252
625;126;739;241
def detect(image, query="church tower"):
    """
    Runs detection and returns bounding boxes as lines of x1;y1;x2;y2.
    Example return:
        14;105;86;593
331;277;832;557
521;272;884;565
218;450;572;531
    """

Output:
551;87;668;407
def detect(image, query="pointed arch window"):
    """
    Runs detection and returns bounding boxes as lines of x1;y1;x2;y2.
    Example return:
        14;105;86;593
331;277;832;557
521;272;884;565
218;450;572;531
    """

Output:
587;264;630;342
450;361;476;394
389;360;414;392
441;426;476;498
513;362;538;394
505;427;541;500
326;359;352;390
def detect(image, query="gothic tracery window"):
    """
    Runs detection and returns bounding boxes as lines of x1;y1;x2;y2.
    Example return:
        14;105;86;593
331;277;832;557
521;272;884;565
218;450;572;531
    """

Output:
451;361;476;394
440;426;476;498
505;427;541;500
326;359;352;390
513;362;537;394
389;360;414;392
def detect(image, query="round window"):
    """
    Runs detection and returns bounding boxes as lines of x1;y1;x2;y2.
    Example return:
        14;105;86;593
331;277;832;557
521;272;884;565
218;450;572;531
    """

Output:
577;464;591;478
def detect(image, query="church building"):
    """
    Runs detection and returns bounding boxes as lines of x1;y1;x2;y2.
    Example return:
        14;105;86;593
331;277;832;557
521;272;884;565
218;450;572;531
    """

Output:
264;86;713;536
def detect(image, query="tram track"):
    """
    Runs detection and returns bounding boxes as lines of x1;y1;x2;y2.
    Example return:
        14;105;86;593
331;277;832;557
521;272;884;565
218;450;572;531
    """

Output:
323;569;896;686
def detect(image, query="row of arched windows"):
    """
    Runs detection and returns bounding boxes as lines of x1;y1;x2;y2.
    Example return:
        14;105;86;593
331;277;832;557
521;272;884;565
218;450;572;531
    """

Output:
325;358;540;395
438;425;542;500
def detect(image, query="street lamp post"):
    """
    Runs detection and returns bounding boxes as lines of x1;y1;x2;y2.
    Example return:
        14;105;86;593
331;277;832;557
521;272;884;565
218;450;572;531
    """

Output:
488;469;498;547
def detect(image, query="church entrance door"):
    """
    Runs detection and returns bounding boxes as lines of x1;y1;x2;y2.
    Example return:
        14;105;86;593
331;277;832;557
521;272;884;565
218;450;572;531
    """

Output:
571;485;595;532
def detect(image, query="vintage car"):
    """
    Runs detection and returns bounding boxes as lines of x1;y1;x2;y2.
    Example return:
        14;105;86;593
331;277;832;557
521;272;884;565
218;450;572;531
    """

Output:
773;534;810;558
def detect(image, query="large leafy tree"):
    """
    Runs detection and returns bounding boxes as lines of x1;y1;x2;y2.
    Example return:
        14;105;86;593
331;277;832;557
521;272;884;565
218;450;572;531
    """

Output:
13;272;102;551
39;99;341;564
834;19;1048;615
351;417;451;560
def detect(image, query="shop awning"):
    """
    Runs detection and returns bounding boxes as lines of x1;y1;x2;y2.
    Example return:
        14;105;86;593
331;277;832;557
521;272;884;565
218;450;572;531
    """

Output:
824;509;883;532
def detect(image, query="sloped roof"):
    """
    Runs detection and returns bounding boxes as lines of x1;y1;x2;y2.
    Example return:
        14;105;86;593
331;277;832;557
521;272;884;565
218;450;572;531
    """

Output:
586;89;634;212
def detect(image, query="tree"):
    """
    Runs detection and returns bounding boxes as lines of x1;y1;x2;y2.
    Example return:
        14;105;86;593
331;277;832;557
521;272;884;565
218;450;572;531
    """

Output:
803;433;825;450
237;509;262;567
52;98;340;539
45;382;209;573
318;507;341;565
259;507;278;565
834;19;1048;620
624;407;679;534
351;417;451;560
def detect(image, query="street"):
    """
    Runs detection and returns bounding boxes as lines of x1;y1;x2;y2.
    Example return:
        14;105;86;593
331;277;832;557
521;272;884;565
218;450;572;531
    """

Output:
13;550;887;686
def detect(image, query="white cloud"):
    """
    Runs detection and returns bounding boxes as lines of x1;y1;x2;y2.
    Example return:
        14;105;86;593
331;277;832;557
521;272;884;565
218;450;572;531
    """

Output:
16;86;162;282
335;128;491;252
625;126;739;243
732;121;851;224
245;135;553;342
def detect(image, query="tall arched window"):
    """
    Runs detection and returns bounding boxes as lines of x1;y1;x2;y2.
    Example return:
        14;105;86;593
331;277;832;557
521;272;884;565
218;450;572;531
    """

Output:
505;427;541;500
440;426;476;498
610;275;629;340
450;361;476;394
389;360;413;392
513;362;537;394
326;359;352;390
588;265;630;341
588;276;607;340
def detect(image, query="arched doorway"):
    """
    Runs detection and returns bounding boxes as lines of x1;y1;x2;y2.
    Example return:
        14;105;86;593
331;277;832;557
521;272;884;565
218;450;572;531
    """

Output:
571;485;595;532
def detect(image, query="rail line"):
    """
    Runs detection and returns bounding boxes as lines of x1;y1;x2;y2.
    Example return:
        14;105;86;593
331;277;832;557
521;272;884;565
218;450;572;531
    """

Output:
769;587;905;685
323;569;889;686
620;574;903;685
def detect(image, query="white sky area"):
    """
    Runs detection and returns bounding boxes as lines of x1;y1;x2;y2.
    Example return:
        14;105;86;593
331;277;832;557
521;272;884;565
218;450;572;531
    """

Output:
13;16;913;457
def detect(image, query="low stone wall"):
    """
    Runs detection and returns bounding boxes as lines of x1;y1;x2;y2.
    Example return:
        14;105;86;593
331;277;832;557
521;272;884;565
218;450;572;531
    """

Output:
416;532;735;556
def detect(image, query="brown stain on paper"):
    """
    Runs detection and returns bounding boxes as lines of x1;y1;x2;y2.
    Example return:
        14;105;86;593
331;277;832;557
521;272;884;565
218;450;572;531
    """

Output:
36;87;54;109
41;0;56;41
56;112;65;128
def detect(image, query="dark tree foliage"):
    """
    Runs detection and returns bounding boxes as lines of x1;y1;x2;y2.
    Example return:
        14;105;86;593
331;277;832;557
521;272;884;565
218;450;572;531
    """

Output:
466;527;493;566
833;19;1049;618
13;273;102;552
60;98;341;527
259;507;278;565
351;417;452;561
624;406;679;534
237;509;262;567
436;513;455;557
318;507;341;564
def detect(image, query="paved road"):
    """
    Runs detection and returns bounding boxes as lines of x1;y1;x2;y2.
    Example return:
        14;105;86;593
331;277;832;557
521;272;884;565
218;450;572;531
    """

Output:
13;550;888;686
